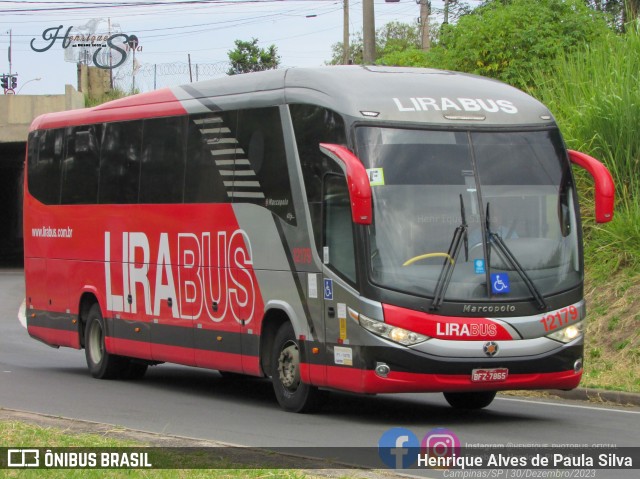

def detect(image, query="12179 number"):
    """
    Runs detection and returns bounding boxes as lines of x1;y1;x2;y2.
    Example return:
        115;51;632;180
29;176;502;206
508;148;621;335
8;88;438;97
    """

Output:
539;305;579;332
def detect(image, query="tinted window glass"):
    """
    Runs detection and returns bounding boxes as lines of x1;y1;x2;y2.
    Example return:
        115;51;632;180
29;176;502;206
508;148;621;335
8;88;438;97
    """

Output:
290;104;347;250
324;174;356;283
185;111;237;203
60;124;101;204
139;116;186;203
99;121;142;204
473;130;565;186
234;107;296;225
28;129;64;204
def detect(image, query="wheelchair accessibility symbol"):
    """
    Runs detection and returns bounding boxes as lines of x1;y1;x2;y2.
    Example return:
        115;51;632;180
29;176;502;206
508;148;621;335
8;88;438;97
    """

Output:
491;273;510;294
324;278;333;300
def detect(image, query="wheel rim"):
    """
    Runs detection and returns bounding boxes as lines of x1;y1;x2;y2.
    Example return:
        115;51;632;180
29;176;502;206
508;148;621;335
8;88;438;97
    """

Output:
88;321;104;365
277;341;300;392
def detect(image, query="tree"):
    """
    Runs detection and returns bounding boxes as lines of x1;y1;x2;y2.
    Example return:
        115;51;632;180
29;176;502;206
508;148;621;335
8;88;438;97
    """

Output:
427;0;611;89
584;0;639;30
227;38;280;75
327;21;423;65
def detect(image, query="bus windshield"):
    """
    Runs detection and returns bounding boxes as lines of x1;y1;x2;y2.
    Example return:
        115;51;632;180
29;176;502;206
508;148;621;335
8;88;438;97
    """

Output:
356;126;581;303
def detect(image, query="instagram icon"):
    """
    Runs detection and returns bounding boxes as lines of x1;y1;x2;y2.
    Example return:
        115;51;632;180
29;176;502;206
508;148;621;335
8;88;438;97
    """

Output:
421;427;461;460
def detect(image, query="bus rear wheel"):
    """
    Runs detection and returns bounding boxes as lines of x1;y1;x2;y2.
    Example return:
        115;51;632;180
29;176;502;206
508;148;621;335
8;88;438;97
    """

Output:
443;391;496;410
84;304;125;379
270;323;325;413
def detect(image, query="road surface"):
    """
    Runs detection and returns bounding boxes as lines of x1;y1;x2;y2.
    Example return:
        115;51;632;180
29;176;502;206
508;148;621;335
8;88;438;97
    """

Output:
1;270;637;477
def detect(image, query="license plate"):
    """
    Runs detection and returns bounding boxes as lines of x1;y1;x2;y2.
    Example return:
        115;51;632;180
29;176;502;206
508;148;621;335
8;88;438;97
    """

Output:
471;368;509;382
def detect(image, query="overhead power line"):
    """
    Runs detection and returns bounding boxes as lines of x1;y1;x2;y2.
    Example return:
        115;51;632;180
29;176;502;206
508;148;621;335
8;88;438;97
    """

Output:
0;0;339;15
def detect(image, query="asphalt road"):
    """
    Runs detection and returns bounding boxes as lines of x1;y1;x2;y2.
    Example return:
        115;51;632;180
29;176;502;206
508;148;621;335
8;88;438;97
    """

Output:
1;270;638;477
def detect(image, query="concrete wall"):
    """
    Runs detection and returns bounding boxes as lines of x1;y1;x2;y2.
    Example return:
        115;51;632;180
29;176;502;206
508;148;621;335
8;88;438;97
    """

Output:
78;64;111;98
0;85;85;143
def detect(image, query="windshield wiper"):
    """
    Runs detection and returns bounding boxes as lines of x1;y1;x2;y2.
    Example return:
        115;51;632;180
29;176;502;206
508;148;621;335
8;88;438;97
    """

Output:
431;195;468;311
485;203;548;311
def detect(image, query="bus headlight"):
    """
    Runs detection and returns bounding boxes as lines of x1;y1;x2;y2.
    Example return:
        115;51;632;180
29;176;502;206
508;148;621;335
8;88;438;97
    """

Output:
546;321;584;343
357;314;429;346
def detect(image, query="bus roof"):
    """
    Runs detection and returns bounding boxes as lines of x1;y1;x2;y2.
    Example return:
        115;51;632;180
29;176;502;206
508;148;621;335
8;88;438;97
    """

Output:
31;66;554;131
176;66;553;126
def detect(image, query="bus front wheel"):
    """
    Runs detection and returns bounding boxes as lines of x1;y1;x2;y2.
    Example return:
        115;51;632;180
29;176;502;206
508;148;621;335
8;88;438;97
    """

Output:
443;391;496;410
270;322;325;413
84;304;125;379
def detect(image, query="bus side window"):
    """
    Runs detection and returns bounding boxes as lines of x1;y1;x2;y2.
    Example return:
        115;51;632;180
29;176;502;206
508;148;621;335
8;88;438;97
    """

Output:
234;107;296;225
139;116;187;204
27;129;64;205
184;111;236;204
290;104;347;254
323;173;356;284
60;125;101;204
99;121;142;204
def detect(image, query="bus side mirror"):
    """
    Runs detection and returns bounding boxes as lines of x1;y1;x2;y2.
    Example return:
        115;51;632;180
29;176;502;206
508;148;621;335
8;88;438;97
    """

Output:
568;150;615;223
319;143;372;225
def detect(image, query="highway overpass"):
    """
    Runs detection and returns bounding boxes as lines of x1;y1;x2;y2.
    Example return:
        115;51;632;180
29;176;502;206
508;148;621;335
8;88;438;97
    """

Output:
0;85;84;266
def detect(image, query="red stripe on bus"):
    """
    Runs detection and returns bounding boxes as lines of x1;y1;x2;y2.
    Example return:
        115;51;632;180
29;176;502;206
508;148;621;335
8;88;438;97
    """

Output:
28;325;80;349
105;337;261;375
105;337;151;360
303;364;581;394
30;89;186;130
383;303;514;341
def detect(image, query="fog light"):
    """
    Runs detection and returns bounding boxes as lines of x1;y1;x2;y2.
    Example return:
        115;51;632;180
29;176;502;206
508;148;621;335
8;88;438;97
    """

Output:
574;358;583;373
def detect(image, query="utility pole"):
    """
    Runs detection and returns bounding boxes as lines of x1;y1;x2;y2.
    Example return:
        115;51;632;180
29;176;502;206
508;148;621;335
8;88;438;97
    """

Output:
108;18;114;89
419;0;431;51
3;29;18;94
363;0;375;64
8;28;12;76
444;0;451;25
343;0;350;64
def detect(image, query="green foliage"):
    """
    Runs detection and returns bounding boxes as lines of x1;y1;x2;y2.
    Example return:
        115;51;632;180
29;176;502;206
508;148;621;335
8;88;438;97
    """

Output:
529;26;640;277
377;48;430;67
227;38;280;75
328;21;423;65
529;26;640;211
584;0;640;30
583;204;640;278
426;0;610;89
84;88;129;108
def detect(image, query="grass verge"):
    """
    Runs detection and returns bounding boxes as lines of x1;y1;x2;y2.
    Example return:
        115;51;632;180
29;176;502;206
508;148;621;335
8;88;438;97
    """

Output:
0;420;313;479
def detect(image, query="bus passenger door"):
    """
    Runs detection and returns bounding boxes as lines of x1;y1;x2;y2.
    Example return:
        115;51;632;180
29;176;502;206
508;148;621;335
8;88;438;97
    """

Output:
322;173;359;390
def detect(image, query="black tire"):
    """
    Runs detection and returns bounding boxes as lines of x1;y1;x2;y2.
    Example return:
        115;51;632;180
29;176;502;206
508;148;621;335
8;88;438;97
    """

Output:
270;323;326;413
443;391;497;410
84;304;125;379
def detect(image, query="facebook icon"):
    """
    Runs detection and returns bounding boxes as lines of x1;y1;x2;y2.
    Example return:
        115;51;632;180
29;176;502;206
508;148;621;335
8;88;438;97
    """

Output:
378;427;420;469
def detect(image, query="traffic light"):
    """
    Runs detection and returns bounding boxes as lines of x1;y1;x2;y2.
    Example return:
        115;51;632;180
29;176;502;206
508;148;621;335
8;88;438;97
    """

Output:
10;76;17;89
0;76;7;90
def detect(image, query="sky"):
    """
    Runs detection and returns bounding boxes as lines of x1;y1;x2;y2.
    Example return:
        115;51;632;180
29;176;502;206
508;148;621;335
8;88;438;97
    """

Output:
0;0;470;95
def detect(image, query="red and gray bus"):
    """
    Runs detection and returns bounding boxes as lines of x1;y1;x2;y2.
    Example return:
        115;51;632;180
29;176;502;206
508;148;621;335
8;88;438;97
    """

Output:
23;66;614;412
